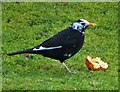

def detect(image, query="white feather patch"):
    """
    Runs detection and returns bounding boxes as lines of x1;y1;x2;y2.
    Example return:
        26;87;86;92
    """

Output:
33;46;62;51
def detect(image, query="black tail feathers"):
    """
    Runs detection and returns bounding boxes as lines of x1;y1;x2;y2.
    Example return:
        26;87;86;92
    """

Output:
7;49;32;56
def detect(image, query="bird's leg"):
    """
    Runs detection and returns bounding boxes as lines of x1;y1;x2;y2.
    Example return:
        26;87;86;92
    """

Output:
62;62;72;73
24;53;30;60
62;62;76;74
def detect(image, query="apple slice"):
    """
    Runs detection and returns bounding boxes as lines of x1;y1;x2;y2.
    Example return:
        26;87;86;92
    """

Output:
85;56;108;71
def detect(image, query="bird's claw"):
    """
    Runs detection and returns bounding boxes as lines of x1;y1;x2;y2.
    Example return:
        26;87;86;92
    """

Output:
69;70;76;74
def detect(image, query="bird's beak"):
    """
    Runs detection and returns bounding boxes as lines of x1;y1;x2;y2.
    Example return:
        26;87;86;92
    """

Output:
88;23;96;26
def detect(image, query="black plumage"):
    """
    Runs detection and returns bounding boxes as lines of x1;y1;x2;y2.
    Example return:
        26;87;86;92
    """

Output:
7;19;96;73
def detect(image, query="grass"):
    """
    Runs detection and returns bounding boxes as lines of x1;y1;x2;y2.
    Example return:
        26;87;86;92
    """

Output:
2;2;118;90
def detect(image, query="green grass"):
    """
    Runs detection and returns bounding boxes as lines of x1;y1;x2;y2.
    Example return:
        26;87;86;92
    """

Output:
2;2;118;90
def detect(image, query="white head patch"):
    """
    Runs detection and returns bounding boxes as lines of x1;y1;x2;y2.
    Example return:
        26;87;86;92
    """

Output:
69;19;90;36
80;19;89;24
70;22;85;36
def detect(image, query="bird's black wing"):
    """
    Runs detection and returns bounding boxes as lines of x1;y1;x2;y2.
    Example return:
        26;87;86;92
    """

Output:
34;28;83;49
31;28;85;61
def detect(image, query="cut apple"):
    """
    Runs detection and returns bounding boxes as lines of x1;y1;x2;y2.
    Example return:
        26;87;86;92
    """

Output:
85;56;108;71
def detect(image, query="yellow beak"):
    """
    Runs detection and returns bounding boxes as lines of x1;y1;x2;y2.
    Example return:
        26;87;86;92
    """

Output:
88;23;96;26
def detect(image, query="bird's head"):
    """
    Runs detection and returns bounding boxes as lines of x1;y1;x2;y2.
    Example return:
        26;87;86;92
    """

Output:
70;19;96;32
76;19;96;28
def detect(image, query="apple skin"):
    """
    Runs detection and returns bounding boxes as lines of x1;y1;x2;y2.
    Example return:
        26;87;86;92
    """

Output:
85;56;107;71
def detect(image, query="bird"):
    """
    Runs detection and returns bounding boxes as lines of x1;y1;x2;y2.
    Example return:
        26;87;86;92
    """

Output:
7;19;96;73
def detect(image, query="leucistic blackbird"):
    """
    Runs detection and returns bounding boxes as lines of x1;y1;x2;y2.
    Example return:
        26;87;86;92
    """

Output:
7;19;96;73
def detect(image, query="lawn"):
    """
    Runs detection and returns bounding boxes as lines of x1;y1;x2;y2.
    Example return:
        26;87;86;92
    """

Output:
2;2;118;90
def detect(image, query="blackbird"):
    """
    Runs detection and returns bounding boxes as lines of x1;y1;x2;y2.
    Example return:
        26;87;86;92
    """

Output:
7;19;96;73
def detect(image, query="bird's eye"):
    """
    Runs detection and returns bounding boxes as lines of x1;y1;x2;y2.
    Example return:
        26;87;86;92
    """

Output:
81;23;85;25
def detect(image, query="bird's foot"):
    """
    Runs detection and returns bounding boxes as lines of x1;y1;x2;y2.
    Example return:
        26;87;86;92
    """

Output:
62;62;76;74
24;53;30;60
68;70;76;74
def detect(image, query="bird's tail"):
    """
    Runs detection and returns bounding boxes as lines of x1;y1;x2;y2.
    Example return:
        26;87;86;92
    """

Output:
7;49;33;56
